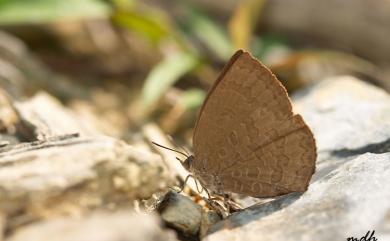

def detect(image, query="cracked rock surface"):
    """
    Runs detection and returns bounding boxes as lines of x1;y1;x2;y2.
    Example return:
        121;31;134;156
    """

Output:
0;135;172;230
204;76;390;241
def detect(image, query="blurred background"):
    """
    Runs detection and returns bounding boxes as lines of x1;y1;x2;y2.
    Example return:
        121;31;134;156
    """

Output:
0;0;389;146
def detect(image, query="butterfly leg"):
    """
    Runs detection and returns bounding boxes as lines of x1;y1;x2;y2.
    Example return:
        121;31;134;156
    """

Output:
194;178;204;194
214;176;242;213
177;174;193;193
202;184;212;199
178;174;210;197
212;175;230;213
221;189;231;214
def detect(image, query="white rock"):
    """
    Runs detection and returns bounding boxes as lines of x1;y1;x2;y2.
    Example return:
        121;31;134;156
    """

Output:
6;211;177;241
293;76;390;151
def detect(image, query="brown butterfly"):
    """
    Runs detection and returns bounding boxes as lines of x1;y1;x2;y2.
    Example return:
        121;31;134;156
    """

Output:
157;50;316;198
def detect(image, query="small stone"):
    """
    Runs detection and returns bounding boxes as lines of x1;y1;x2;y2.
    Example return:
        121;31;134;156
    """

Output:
159;191;202;236
199;210;221;238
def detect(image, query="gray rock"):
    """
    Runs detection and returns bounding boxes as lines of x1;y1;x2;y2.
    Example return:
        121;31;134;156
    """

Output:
293;76;390;152
14;92;104;140
159;191;203;236
0;90;111;142
206;153;390;241
204;77;390;241
294;76;390;182
0;135;172;230
6;211;177;241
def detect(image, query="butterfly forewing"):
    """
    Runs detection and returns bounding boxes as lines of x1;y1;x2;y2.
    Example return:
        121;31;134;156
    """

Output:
192;50;316;197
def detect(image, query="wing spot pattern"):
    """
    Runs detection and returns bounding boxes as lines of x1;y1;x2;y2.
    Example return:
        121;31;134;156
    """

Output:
231;169;243;178
229;131;239;145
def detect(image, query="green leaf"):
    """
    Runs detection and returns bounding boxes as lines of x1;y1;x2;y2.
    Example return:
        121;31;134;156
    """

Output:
112;3;191;50
141;51;199;108
113;10;171;44
0;0;110;24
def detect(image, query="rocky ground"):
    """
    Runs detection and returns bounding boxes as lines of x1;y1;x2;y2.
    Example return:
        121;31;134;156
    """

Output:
206;76;390;241
0;36;389;240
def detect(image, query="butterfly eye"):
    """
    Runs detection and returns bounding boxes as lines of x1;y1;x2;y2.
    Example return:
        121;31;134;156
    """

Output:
182;156;194;170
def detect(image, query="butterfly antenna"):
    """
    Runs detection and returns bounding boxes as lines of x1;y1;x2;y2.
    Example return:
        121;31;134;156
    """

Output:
176;157;183;163
167;135;190;156
179;146;190;156
151;141;189;158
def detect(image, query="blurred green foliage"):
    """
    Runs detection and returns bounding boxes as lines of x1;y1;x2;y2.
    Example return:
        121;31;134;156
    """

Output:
0;0;109;24
113;9;175;46
186;9;233;60
141;51;200;108
0;0;290;118
181;88;206;110
112;2;236;111
252;34;289;60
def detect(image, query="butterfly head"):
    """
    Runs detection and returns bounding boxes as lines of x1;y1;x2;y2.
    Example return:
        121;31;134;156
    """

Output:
151;142;194;170
182;155;194;170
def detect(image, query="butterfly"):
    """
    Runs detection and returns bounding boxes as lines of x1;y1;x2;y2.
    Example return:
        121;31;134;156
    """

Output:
156;50;316;199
